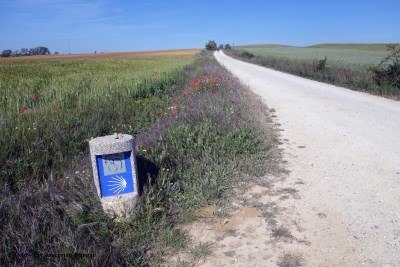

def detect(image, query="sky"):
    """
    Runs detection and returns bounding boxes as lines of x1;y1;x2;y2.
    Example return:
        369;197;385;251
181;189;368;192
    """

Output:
1;0;399;54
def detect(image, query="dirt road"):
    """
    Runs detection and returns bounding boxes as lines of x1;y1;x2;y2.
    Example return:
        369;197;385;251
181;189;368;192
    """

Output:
215;51;400;266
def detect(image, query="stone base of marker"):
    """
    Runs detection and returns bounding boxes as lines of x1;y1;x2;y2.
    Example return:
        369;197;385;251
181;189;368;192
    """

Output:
89;133;139;218
101;196;138;218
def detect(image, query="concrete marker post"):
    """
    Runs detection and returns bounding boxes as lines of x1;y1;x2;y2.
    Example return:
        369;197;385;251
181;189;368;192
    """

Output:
89;133;139;218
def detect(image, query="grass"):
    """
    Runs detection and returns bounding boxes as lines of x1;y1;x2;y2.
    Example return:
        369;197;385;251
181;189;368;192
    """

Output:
277;253;304;267
190;242;212;261
1;51;276;266
227;44;400;97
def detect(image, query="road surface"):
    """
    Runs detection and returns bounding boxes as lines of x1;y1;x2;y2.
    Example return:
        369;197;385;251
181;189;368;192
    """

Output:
215;51;400;266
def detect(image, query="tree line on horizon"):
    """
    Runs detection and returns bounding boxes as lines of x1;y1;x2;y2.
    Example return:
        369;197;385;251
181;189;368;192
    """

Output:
205;40;232;51
0;46;58;57
2;41;231;57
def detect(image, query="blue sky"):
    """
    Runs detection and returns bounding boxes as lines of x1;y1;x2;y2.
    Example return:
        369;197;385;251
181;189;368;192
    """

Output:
1;0;399;54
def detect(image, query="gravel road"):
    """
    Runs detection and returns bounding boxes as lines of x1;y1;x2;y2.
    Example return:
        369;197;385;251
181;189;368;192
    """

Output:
215;51;400;266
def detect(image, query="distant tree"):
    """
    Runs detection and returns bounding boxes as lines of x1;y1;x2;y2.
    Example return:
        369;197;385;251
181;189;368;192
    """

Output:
20;48;29;55
205;40;218;51
224;44;232;50
94;51;97;54
218;44;224;50
54;51;59;55
1;49;12;57
29;46;50;55
13;50;20;56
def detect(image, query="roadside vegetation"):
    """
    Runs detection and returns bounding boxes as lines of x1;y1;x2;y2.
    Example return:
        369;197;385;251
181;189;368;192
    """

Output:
307;43;390;51
0;51;276;265
226;44;400;98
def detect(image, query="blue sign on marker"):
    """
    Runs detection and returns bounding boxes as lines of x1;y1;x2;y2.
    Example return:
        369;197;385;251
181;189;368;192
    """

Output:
96;152;134;197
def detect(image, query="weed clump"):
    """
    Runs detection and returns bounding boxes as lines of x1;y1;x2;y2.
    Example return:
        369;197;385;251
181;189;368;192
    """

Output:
277;253;304;267
272;226;293;240
313;56;327;72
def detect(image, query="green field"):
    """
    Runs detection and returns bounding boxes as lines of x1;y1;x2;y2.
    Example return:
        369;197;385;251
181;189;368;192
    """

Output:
307;43;390;51
238;44;389;70
0;56;193;187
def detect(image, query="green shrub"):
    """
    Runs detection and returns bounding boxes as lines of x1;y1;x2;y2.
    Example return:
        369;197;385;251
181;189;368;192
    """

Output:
372;44;400;88
241;50;255;59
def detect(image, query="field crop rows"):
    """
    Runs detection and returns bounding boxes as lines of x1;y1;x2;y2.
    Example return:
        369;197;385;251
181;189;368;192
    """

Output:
0;56;193;188
0;49;199;62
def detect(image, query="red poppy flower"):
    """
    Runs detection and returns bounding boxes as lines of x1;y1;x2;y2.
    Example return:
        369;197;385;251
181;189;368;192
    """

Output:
34;95;39;101
21;106;29;111
157;111;162;117
211;90;216;95
183;92;188;98
176;105;180;110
